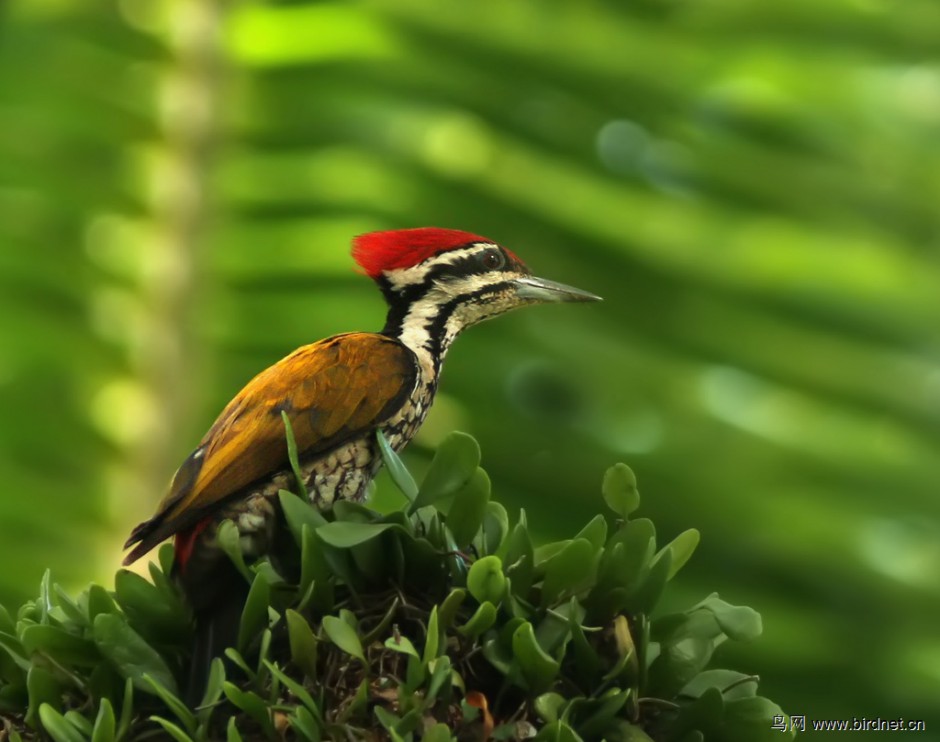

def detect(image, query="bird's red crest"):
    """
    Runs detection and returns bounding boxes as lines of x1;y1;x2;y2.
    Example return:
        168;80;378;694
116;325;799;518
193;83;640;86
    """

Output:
352;228;493;278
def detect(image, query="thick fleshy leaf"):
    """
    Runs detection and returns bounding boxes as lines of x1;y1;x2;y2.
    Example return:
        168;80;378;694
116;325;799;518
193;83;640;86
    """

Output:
722;696;793;742
663;529;700;580
412;431;481;512
92;614;177;695
377;429;418;502
223;683;276;738
281;410;308;497
315;521;397;548
384;633;419;659
26;666;61;727
458;602;498;638
540;538;598;607
512;622;560;690
144;676;196;735
21;625;99;667
238;573;272;652
149;717;195;742
286;609;318;680
602;464;639;518
278;490;328;547
86;585;117;623
289;706;322;742
466;556;506;604
112;570;188;638
681;669;759;700
574;515;608;551
696;594;763;642
321;616;365;662
445;468;491;547
216;520;252;583
91;698;116;742
38;704;86;742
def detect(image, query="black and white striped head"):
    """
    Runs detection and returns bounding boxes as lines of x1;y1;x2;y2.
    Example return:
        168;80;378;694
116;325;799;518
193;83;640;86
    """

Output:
353;228;600;361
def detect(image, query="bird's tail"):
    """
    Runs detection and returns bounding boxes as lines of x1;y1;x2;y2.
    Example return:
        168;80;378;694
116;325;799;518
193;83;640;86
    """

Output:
182;561;249;707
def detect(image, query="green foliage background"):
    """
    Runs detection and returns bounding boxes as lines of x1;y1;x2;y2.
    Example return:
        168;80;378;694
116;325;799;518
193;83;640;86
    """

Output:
1;0;937;737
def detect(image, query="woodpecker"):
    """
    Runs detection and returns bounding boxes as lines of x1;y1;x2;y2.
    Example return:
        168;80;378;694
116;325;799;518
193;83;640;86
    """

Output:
122;228;600;697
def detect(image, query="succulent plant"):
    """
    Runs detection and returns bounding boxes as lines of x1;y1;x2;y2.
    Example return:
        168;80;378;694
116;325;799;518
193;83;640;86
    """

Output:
0;430;792;741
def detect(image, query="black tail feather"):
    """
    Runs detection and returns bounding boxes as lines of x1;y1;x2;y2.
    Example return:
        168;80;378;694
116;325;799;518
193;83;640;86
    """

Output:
183;564;250;707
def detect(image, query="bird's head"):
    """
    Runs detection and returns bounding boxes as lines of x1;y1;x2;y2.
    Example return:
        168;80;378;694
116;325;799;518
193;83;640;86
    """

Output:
352;227;601;357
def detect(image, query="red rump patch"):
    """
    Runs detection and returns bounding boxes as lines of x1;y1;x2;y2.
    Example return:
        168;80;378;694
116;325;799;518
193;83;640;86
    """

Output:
174;518;212;574
352;227;493;278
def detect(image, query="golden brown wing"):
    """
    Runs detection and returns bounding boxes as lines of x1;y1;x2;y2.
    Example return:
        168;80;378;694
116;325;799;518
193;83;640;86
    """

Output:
123;332;417;563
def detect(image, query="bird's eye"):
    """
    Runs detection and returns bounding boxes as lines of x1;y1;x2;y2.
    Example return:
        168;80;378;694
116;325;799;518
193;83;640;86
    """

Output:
480;248;505;271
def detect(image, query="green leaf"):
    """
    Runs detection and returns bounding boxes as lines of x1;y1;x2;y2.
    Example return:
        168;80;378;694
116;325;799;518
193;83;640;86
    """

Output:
466;555;506;604
534;692;567;723
540;538;598;607
223;682;276;738
458;602;498;638
604;518;656;591
299;525;333;613
38;704;86;742
502;518;534;598
512;622;561;690
425;655;453;704
278;490;328;547
722;696;792;742
289;706;322;742
681;669;759;700
27;666;61;727
696;594;763;642
21;624;100;666
224;648;256;681
113;570;188;638
533;720;584;742
670;686;725;739
377;429;418;501
215;520;252;583
315;521;397;548
38;570;52;624
578;688;631;739
281;410;308;497
445;467;491;547
116;678;134;741
286;609;319;679
92;613;178;695
86;585;118;622
663;529;700;580
647;635;714;698
91;698;116;742
424;606;441;663
158;543;176;578
321;615;365;662
384;633;420;659
437;589;466;629
238;573;272;652
144;674;196;735
480;501;510;556
412;431;481;512
53;585;86;626
574;515;608;551
602;463;639;518
197;658;226;727
263;661;323;723
422;724;453;742
626;547;672;616
226;717;243;742
149;717;196;742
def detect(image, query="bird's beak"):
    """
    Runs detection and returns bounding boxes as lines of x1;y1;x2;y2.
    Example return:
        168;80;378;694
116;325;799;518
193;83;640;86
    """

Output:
513;275;603;304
